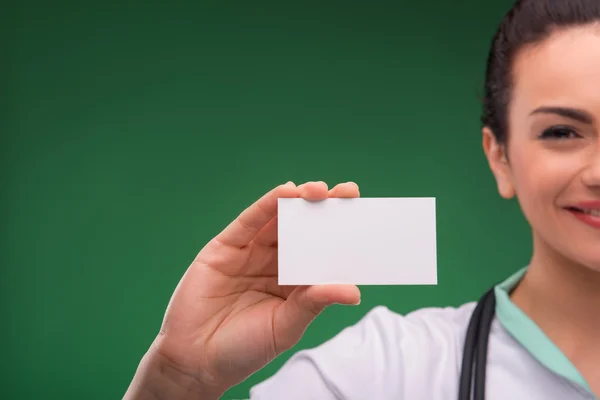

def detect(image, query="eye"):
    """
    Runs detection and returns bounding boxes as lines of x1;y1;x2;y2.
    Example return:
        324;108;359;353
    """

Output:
538;126;581;140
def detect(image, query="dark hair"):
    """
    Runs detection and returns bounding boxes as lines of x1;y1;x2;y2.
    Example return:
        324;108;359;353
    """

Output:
482;0;600;145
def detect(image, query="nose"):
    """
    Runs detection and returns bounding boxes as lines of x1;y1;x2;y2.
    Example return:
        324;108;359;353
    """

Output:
581;138;600;189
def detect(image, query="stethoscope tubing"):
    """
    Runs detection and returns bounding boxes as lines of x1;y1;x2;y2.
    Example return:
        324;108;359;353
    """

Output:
458;287;497;400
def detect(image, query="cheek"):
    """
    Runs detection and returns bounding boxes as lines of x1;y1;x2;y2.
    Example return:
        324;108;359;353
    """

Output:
510;146;576;218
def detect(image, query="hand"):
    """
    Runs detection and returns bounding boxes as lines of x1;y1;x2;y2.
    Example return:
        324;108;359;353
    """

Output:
124;181;361;399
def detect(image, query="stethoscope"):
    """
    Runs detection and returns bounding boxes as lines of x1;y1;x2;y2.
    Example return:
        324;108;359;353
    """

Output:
458;287;497;400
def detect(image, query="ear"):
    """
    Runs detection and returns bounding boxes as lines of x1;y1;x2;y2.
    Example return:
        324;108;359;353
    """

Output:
482;127;515;199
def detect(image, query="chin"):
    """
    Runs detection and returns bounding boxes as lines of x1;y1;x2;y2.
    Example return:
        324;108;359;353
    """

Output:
566;251;600;275
584;258;600;274
545;235;600;275
575;238;600;273
555;214;600;274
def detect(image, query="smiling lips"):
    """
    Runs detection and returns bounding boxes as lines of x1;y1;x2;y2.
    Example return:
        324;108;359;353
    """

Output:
565;201;600;229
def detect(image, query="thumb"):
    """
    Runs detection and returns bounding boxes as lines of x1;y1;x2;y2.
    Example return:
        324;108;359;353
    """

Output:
272;284;361;353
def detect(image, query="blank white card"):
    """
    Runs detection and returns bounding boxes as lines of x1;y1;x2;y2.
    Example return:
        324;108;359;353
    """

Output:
277;197;437;285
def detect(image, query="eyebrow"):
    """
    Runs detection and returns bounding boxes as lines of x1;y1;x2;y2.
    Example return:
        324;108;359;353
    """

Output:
529;106;594;124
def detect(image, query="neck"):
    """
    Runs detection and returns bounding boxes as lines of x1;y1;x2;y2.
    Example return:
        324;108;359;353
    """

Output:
511;233;600;361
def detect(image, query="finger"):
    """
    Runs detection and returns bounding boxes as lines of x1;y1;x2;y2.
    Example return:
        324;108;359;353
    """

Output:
328;182;360;198
272;284;361;353
253;216;278;247
297;181;329;200
253;181;329;247
215;182;298;248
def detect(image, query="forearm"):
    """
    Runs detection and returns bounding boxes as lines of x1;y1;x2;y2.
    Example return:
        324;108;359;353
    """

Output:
123;349;224;400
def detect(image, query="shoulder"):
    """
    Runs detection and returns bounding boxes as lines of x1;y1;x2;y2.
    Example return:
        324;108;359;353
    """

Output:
250;303;476;399
316;302;476;364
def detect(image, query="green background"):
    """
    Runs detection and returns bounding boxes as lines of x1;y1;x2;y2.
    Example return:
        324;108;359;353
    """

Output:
1;0;530;398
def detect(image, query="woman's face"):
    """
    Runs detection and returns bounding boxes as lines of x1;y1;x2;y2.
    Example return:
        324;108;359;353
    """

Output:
484;24;600;272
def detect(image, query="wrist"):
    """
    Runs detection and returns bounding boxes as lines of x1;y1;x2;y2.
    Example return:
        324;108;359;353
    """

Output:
124;347;225;400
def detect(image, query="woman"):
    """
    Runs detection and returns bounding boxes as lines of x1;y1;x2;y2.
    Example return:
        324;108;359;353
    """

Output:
124;0;600;398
